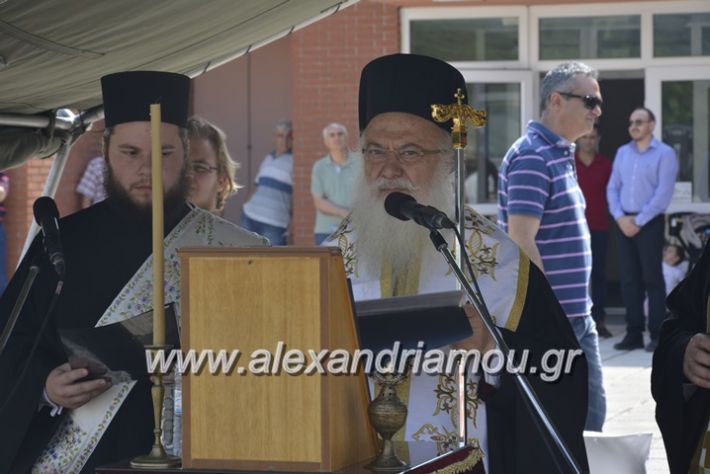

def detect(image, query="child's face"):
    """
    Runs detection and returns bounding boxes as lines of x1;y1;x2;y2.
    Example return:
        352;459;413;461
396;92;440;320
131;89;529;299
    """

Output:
663;246;681;266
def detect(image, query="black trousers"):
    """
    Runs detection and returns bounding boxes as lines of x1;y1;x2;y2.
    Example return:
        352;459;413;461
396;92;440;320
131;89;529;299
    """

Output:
615;214;666;339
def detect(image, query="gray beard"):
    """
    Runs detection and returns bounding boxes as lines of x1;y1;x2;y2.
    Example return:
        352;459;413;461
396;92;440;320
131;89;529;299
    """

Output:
349;167;455;279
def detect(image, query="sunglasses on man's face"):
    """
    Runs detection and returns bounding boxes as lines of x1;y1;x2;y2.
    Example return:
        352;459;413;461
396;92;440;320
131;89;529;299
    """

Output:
557;92;603;110
628;119;650;127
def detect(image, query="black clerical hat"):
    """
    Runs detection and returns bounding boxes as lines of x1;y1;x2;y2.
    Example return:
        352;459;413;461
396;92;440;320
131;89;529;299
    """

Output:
101;71;190;128
358;53;467;132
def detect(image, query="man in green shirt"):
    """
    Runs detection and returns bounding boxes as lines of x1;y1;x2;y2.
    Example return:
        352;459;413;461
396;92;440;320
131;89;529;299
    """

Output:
311;123;360;244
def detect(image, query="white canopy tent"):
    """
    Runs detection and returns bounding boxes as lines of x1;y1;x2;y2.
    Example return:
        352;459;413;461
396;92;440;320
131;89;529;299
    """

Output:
0;0;358;253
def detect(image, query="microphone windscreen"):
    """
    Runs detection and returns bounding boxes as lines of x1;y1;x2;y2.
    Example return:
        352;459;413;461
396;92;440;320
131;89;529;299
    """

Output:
384;192;415;221
33;196;60;224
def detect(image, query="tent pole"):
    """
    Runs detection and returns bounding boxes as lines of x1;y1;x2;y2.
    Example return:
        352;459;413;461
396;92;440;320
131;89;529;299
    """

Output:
0;113;73;130
0;105;103;130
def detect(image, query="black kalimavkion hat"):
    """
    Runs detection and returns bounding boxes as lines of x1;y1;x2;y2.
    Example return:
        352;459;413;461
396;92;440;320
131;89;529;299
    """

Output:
358;53;467;132
101;71;190;128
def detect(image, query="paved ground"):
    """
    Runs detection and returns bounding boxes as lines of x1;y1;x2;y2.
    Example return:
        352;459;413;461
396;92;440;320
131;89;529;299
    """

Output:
599;313;668;473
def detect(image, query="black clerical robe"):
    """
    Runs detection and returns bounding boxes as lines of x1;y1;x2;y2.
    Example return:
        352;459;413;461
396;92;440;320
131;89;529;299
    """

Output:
484;260;589;474
0;199;190;474
652;241;710;474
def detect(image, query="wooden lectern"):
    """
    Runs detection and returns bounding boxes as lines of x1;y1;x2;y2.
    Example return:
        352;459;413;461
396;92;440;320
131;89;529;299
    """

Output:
178;247;377;472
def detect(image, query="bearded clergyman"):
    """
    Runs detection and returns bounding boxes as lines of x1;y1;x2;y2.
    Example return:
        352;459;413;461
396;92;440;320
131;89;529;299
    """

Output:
0;71;267;474
328;53;590;473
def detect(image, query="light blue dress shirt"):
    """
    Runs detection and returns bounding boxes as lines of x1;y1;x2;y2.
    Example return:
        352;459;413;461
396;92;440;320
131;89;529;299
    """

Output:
607;137;678;227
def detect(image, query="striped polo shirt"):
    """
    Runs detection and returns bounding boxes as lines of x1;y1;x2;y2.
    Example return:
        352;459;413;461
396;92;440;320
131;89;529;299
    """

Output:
243;150;293;229
498;121;591;319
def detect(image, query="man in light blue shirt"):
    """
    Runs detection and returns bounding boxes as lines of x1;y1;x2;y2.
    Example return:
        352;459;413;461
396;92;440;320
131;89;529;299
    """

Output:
607;107;678;352
311;123;359;244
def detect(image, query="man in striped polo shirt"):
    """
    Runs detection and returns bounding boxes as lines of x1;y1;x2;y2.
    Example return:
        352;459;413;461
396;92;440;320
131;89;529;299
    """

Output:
498;62;606;431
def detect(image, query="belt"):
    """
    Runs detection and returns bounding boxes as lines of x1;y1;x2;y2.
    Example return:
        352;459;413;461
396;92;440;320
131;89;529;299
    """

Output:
623;211;639;216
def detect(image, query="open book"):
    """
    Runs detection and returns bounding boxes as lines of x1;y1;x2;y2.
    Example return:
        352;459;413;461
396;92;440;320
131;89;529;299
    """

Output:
59;303;180;384
354;290;472;353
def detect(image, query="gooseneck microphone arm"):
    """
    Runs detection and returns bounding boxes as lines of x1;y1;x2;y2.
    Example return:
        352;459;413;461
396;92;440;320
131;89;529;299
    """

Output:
0;197;65;415
33;197;66;278
0;263;40;358
1;197;66;358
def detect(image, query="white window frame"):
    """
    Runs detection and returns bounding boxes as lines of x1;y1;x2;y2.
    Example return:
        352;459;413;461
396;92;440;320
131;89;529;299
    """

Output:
459;70;536;216
401;6;529;69
646;65;710;212
530;0;710;72
459;70;535;130
401;0;710;210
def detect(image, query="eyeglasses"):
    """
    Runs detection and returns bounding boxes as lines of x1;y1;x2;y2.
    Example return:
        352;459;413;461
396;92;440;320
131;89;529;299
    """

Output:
628;119;650;127
557;92;603;110
361;145;445;164
190;162;218;174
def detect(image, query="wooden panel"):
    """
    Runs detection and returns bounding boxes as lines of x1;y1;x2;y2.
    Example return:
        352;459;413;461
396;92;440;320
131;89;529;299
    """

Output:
180;248;375;471
325;257;379;470
185;255;322;464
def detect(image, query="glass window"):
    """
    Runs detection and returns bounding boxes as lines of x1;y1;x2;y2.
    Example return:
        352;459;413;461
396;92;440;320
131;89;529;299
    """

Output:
464;83;521;203
539;15;640;60
410;18;518;62
654;13;710;57
661;80;710;201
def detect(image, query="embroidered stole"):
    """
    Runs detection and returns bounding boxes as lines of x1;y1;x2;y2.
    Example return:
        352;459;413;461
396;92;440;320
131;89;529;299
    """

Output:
378;256;420;443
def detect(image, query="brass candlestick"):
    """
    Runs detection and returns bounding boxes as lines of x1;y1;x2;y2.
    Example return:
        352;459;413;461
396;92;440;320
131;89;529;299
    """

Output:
130;345;181;469
366;370;409;472
131;103;180;469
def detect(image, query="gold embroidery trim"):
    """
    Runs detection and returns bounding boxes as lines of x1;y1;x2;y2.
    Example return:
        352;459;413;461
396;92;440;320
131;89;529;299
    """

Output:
381;259;393;298
380;258;421;298
431;447;484;474
398;257;421;297
506;249;529;332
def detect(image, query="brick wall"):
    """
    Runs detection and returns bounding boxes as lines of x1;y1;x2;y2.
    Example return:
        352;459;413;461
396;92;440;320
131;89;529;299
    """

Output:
290;0;400;245
5;159;53;277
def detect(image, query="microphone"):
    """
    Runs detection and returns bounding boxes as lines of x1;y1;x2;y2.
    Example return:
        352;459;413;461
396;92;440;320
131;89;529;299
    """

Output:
384;192;455;230
33;197;66;278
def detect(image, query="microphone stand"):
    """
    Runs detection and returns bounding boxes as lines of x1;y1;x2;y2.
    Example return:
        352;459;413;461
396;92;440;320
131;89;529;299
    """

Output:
0;264;40;358
428;229;582;474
